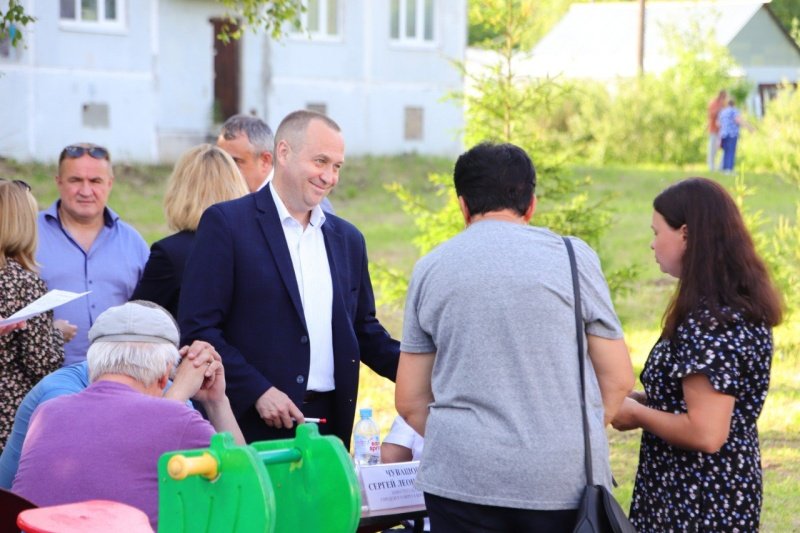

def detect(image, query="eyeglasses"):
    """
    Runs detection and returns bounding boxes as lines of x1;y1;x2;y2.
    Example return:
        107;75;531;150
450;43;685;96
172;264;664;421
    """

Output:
0;178;31;191
59;145;110;163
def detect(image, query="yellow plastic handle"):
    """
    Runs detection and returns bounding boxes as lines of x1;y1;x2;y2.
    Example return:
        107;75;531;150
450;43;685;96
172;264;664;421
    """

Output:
167;452;218;480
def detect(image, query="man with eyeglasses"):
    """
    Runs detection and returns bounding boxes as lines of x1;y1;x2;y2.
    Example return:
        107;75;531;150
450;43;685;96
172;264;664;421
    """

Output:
36;143;149;365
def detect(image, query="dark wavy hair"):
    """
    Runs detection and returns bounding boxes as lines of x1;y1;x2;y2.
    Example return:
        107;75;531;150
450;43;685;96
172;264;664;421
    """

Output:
454;142;536;217
654;177;782;340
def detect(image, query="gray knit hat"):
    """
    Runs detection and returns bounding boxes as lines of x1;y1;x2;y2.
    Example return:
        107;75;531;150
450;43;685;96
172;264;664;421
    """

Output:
88;301;179;347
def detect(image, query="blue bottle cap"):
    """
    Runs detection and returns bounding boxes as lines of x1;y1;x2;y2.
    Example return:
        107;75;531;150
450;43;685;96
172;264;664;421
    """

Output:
360;408;372;418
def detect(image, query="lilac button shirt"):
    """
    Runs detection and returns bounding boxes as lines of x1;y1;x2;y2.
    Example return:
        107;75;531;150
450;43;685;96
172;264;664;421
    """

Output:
36;201;149;365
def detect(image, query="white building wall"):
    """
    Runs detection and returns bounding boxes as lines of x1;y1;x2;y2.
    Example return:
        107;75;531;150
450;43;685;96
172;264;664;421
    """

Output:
267;0;465;156
0;1;158;162
1;0;465;162
156;0;230;162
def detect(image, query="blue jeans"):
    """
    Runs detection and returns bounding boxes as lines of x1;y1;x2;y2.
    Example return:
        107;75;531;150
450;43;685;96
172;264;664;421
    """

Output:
721;136;738;171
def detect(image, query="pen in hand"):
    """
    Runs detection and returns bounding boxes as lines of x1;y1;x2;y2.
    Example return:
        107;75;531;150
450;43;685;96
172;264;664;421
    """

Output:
292;417;327;424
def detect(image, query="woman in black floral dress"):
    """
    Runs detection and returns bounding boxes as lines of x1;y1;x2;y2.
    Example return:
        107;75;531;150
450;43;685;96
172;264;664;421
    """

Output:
611;178;783;532
0;180;64;451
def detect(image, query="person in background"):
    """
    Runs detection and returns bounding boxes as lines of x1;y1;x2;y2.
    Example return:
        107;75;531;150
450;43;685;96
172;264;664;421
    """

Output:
12;301;244;529
218;114;334;213
131;144;249;318
612;177;783;531
381;415;424;464
37;143;149;364
0;179;64;451
717;99;748;173
395;142;633;532
706;90;727;171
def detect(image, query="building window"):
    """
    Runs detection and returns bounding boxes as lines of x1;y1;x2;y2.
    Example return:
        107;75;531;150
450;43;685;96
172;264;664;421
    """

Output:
404;106;424;140
60;0;125;29
306;102;328;115
391;0;434;44
295;0;340;39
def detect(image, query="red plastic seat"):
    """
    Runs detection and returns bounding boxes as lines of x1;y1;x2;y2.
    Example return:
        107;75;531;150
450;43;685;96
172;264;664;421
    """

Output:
17;500;153;533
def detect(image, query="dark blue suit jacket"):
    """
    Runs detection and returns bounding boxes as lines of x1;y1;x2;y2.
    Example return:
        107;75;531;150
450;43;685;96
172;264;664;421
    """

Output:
178;188;399;445
131;230;194;319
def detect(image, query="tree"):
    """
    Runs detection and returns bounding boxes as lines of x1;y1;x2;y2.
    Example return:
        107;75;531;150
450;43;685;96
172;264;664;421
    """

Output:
214;0;304;42
468;0;571;48
373;0;634;310
583;17;743;166
0;0;34;47
0;0;304;48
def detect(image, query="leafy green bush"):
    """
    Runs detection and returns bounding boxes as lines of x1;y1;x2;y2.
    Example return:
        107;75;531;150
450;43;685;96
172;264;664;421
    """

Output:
585;21;744;166
742;85;800;187
733;177;800;322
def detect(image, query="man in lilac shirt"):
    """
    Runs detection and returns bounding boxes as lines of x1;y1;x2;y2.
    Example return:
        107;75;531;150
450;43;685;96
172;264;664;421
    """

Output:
37;143;149;365
12;301;244;529
0;362;88;489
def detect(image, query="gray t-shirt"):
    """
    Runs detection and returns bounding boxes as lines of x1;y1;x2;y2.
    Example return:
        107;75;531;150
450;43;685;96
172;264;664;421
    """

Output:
401;220;623;510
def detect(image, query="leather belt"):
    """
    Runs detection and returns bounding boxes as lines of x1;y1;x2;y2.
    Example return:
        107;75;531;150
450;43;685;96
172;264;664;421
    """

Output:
303;390;334;404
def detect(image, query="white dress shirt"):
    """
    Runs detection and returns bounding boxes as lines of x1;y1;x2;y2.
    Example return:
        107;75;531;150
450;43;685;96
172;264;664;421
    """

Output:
256;168;274;191
269;183;335;391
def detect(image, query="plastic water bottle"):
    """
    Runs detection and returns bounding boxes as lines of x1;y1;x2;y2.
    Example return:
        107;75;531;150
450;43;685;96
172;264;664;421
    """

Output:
353;408;380;466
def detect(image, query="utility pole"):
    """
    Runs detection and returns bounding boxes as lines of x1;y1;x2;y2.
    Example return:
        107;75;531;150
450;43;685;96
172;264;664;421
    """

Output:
636;0;646;76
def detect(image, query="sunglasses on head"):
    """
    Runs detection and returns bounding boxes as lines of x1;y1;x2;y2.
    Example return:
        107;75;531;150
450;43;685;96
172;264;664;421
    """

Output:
0;178;31;191
59;145;110;163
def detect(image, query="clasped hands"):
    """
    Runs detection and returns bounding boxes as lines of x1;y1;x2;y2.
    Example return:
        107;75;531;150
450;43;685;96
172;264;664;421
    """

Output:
164;340;226;405
610;390;647;431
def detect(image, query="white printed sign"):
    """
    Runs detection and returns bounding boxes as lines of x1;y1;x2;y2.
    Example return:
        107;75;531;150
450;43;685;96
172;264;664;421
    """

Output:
358;461;425;511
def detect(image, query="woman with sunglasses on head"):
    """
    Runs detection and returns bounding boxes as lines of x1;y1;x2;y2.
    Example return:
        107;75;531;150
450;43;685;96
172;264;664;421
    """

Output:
0;180;65;451
611;177;783;532
131;144;249;319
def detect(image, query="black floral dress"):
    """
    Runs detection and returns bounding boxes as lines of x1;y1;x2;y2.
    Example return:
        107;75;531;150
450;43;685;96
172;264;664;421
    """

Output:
630;307;772;532
0;259;64;451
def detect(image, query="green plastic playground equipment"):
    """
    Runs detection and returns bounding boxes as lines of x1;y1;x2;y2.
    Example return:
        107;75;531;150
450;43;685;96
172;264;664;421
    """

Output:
157;424;361;532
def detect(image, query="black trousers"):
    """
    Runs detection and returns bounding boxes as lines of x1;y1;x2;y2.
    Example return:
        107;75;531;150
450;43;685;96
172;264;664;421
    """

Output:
424;492;578;533
300;389;336;438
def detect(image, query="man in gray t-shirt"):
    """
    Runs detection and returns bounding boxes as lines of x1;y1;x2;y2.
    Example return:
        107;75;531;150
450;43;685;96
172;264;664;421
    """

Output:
396;142;634;532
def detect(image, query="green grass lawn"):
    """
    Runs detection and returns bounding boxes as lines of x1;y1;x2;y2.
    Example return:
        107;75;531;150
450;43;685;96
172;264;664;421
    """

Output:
4;155;798;530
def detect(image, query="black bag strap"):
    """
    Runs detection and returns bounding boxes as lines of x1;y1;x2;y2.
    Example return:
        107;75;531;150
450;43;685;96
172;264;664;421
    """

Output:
563;236;594;487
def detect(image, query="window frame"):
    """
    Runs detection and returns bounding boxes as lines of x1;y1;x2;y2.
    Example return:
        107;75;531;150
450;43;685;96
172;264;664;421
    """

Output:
59;0;127;35
390;0;436;48
290;0;343;42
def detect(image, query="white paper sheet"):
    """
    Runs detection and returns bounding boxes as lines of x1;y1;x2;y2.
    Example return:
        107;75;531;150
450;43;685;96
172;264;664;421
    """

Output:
0;290;90;326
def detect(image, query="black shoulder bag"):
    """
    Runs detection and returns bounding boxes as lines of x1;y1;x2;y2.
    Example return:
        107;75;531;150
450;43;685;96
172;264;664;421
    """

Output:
563;237;637;533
